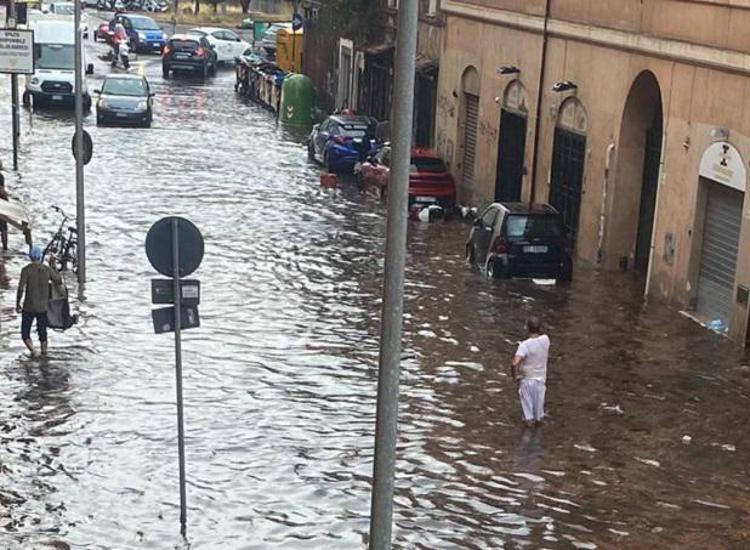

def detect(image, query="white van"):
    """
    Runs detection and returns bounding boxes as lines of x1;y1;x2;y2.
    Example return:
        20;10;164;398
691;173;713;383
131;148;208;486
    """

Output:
23;19;93;110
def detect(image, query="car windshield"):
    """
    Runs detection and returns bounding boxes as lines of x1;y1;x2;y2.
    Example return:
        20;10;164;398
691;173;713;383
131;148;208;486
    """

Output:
102;78;147;97
54;4;74;15
506;215;563;239
35;43;75;70
410;157;446;173
171;39;199;49
130;17;160;30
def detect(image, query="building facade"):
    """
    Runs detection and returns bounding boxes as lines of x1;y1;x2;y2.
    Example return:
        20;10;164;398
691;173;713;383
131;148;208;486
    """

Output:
436;0;750;345
302;0;443;147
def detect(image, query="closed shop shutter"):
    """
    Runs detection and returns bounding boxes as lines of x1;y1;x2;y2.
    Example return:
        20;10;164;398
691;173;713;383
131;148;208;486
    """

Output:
697;183;744;328
462;93;479;189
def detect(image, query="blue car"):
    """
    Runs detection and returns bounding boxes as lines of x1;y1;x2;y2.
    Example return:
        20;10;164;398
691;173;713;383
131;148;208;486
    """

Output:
308;114;380;173
115;14;167;53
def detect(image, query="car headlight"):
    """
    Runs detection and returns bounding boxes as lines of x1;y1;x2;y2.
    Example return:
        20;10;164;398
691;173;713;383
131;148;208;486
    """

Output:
138;31;147;40
136;100;147;111
30;77;39;85
98;99;109;108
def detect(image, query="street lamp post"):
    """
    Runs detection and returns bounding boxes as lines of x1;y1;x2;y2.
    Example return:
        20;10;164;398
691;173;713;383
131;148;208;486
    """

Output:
74;0;86;284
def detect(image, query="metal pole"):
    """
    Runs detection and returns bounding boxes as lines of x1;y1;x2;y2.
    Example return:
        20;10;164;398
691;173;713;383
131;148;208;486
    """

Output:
74;0;86;284
172;0;178;36
9;0;19;171
171;218;187;537
529;0;551;205
368;1;418;548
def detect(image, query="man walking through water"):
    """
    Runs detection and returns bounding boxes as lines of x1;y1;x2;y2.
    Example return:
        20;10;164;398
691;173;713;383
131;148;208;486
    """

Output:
511;316;550;428
16;246;61;357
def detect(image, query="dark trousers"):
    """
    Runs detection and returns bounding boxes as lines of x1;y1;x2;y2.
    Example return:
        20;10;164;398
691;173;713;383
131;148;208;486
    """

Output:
21;311;48;342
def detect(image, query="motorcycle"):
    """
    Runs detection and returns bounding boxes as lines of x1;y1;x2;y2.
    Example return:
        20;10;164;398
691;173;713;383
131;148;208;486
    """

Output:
111;39;130;69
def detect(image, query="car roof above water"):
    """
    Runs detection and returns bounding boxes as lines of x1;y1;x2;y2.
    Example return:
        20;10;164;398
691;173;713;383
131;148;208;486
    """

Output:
495;202;560;216
329;115;374;126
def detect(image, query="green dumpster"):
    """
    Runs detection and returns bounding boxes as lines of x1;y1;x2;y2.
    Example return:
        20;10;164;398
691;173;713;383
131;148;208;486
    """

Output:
280;74;314;127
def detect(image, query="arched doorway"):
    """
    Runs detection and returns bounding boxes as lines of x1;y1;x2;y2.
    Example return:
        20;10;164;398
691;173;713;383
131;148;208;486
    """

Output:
608;71;663;276
459;67;480;194
550;97;588;245
494;80;528;202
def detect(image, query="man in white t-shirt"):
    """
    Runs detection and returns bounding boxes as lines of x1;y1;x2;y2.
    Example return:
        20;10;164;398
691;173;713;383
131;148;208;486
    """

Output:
511;316;550;428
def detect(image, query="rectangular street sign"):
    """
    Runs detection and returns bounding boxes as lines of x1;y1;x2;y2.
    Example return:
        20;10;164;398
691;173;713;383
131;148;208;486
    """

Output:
0;29;34;75
151;279;200;306
152;305;200;334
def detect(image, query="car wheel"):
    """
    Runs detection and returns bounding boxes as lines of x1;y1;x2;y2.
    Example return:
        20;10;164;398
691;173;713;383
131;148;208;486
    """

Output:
486;257;508;280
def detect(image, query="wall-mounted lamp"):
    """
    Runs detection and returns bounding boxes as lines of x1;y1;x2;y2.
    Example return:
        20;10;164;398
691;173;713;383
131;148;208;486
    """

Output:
710;127;729;140
498;65;520;75
552;80;577;93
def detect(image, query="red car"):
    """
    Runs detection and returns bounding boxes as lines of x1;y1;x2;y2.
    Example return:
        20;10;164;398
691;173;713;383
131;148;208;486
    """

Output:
358;147;456;213
94;21;115;44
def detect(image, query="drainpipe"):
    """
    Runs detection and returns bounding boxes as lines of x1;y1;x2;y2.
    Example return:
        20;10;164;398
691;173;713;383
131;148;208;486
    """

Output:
529;0;552;206
597;143;616;266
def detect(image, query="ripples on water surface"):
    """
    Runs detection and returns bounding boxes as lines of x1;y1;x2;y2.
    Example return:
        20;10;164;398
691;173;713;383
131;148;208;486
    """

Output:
0;48;749;549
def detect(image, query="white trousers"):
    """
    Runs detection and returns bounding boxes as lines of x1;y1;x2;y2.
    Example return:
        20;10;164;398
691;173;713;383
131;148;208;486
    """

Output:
518;379;546;421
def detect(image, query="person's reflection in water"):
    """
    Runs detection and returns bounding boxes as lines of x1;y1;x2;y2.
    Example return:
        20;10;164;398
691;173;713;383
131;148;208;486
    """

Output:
20;359;73;434
515;426;546;473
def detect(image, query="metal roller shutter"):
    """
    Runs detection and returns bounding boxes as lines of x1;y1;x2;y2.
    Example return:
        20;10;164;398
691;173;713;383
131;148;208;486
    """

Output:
462;93;479;189
697;183;744;328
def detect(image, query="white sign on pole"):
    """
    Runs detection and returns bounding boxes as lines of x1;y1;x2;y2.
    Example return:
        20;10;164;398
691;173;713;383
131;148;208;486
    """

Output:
0;29;34;75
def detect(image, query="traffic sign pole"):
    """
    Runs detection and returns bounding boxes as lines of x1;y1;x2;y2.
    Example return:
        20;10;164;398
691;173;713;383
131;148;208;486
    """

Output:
74;0;86;284
171;217;187;538
8;0;19;171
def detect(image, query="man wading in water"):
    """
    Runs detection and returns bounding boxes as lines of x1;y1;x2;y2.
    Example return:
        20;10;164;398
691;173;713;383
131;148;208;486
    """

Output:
16;246;61;357
511;316;550;428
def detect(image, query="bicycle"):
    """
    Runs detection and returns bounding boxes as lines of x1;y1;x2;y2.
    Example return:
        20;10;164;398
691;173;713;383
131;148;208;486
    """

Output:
44;206;78;274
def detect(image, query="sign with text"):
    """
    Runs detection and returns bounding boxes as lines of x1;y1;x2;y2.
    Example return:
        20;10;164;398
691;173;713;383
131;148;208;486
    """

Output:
0;29;34;75
151;279;201;306
152;305;200;334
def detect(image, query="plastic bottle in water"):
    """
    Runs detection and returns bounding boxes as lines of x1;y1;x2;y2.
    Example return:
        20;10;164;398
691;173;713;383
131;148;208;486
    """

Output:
707;319;724;332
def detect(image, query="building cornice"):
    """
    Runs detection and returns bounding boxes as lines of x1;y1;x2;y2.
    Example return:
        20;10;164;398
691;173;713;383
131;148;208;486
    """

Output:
443;0;750;76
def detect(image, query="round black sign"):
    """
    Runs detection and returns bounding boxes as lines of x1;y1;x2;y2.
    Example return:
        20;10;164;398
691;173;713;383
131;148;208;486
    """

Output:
145;217;204;278
71;130;93;165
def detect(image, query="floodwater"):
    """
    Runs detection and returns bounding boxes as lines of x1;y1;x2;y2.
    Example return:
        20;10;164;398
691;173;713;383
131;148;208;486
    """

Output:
0;31;749;550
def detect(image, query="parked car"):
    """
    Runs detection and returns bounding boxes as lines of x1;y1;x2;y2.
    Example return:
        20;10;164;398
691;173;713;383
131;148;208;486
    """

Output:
260;22;291;53
358;147;456;211
162;34;218;78
94;21;114;44
308;114;379;173
95;74;154;127
466;203;573;281
114;14;167;53
188;27;251;64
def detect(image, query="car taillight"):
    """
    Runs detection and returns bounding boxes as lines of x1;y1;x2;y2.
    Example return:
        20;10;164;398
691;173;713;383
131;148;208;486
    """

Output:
493;237;508;253
195;47;206;57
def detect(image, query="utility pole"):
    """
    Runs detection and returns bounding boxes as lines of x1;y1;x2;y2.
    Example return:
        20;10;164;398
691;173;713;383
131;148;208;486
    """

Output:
368;0;418;548
529;0;551;205
74;0;86;283
8;0;20;171
172;0;178;35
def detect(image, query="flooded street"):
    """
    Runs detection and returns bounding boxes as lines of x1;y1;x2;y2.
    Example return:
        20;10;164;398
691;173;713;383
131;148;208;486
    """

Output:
0;33;749;549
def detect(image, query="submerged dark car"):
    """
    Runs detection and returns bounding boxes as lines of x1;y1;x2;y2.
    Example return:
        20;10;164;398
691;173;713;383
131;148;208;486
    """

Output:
466;203;573;281
95;74;154;127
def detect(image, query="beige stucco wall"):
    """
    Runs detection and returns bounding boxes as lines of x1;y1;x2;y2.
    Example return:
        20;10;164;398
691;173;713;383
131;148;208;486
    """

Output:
437;0;750;345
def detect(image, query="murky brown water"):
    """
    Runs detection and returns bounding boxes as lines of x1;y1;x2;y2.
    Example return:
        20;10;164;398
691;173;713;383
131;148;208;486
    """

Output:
0;29;749;549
